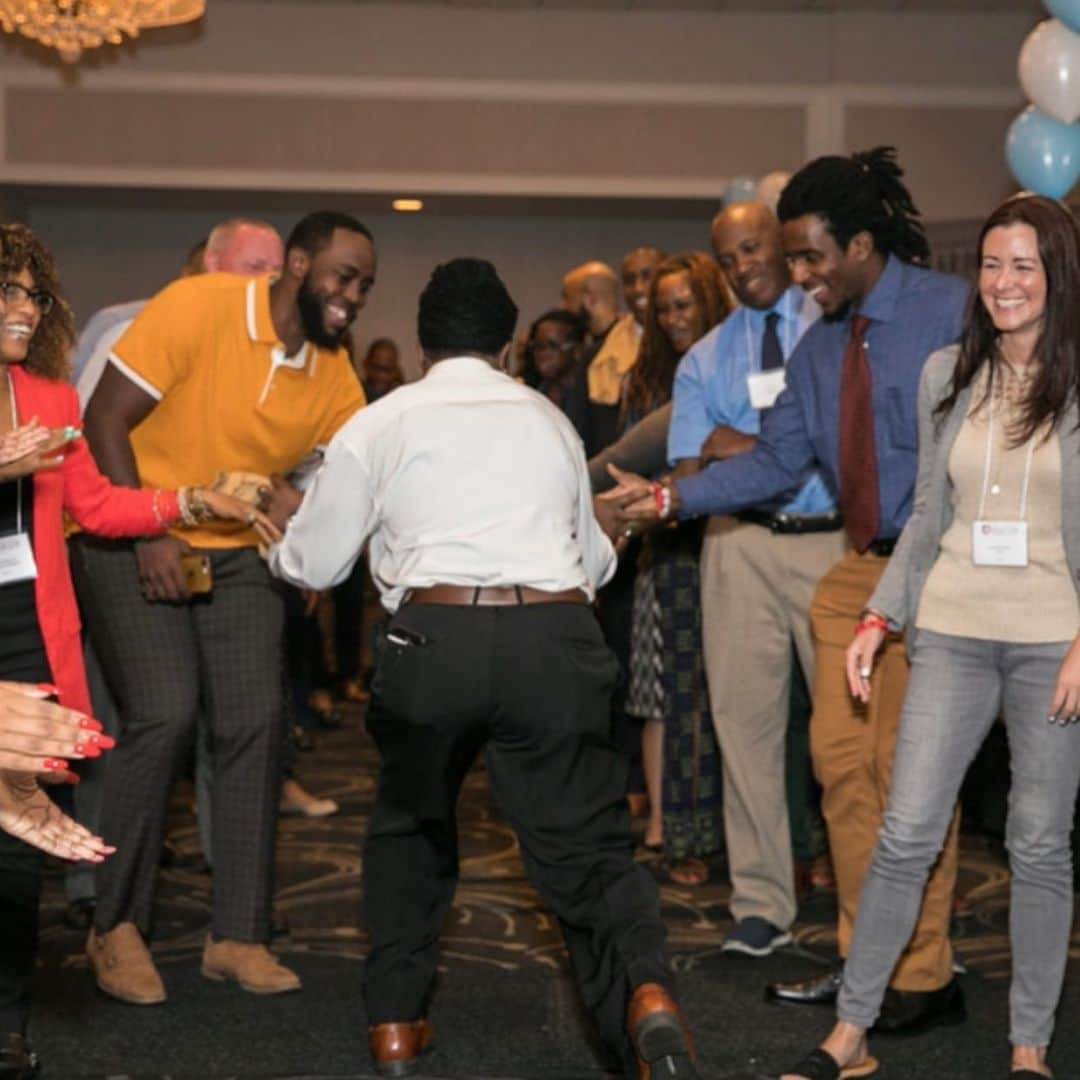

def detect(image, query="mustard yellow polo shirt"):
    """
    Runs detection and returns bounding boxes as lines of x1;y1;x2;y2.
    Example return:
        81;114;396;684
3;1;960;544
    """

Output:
110;272;366;548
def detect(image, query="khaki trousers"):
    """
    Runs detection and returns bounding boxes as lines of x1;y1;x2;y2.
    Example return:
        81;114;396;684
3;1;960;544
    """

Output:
701;517;847;930
810;549;958;992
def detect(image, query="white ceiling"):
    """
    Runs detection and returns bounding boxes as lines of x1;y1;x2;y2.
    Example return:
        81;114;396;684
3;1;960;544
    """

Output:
226;0;1043;10
246;1;1043;10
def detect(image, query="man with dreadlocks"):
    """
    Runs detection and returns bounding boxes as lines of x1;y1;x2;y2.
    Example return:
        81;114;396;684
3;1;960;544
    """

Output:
602;147;971;1040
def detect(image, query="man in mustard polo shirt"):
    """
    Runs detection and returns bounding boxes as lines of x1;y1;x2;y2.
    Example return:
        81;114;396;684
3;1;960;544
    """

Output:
79;210;372;1005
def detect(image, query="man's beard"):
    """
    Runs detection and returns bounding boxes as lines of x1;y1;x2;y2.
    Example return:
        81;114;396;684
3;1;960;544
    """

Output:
297;274;345;350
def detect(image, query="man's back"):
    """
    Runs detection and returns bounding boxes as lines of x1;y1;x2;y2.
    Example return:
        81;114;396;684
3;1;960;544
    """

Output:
276;355;614;608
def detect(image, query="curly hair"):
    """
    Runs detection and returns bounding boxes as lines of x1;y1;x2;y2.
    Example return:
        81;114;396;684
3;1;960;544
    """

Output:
621;252;733;423
0;224;75;381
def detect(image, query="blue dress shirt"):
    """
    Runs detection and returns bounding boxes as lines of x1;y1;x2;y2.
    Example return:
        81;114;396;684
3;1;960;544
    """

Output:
676;256;970;539
667;284;833;516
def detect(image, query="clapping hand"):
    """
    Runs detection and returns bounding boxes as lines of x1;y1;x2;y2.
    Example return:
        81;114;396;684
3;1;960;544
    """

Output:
0;421;80;481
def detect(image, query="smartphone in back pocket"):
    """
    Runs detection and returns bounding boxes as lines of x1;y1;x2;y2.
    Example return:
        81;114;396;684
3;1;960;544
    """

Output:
179;553;212;595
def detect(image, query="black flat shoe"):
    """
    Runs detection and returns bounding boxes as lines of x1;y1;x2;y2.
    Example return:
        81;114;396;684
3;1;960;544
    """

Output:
765;967;842;1006
0;1034;40;1080
1007;1071;1053;1078
874;976;966;1035
781;1047;878;1079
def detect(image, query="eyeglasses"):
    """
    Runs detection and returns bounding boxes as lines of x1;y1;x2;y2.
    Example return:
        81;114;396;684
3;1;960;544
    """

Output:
531;339;576;353
0;280;55;315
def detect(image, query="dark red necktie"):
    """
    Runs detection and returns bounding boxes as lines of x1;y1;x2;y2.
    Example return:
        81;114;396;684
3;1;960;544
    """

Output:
838;315;879;552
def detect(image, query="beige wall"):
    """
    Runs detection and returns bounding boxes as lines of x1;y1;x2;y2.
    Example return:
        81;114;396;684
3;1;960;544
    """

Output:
0;1;1029;368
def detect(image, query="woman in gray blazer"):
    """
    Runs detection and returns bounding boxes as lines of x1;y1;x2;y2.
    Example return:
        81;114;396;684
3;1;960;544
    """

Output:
781;194;1080;1080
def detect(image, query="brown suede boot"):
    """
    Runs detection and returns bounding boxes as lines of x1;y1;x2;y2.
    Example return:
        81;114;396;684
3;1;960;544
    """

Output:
86;923;166;1005
368;1020;433;1078
627;982;700;1080
200;937;301;994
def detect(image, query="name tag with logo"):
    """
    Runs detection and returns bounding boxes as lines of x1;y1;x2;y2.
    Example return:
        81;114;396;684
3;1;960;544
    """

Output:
0;533;37;584
747;369;786;411
972;521;1028;567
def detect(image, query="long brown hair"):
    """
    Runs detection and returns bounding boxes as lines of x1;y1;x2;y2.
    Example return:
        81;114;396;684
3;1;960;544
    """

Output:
621;251;733;422
935;195;1080;444
0;224;75;381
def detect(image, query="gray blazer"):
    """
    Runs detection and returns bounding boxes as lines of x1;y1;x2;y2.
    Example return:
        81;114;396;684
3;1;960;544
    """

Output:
870;344;1080;636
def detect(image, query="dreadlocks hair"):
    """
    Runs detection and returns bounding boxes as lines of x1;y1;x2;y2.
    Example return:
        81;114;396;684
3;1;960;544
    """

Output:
777;146;930;266
0;224;75;381
620;251;734;425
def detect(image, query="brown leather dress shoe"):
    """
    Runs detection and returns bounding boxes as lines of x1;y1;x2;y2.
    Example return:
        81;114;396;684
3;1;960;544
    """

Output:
626;983;701;1080
368;1020;433;1078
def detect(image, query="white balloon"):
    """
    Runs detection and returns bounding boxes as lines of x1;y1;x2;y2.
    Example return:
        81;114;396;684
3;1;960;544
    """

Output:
1018;18;1080;125
756;170;791;212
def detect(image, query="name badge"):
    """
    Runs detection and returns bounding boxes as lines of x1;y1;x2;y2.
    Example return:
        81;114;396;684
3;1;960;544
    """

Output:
972;520;1028;567
0;533;37;584
747;369;786;410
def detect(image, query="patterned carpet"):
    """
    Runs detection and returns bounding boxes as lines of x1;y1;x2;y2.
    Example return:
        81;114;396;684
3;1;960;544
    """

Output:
32;708;1080;1079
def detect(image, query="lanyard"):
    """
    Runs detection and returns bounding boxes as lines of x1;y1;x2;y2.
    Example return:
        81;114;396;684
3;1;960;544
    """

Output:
5;371;24;536
742;292;793;371
976;400;1035;523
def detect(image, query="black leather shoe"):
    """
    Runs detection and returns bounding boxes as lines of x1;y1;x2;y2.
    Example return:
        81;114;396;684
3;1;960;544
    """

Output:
0;1033;40;1080
61;896;96;931
873;976;966;1035
765;966;842;1006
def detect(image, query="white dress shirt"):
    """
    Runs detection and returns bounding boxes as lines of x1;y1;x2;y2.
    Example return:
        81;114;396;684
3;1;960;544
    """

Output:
269;355;617;612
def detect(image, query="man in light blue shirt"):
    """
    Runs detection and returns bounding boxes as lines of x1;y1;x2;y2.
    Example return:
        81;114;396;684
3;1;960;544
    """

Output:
667;202;846;957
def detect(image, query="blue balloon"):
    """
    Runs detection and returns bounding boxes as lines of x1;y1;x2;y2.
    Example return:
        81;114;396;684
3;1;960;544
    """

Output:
1005;105;1080;198
1046;0;1080;35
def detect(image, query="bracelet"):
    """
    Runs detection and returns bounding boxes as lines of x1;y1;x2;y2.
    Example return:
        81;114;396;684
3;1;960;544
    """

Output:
177;486;214;526
856;613;889;635
650;480;673;521
151;489;167;529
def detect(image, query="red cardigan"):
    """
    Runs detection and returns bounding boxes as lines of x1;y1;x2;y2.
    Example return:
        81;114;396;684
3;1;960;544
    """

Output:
10;365;178;717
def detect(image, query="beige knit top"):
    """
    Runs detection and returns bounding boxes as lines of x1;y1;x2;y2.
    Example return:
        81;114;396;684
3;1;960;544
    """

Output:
915;361;1079;643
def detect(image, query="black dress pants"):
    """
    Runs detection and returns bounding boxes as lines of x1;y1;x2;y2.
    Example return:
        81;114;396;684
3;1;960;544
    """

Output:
362;602;672;1078
0;641;51;1037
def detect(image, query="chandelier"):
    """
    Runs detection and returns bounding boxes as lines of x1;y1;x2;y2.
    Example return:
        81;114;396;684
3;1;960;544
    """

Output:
0;1;205;63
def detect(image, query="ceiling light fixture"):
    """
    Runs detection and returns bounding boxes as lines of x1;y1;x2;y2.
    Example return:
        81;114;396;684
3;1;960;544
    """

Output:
0;1;205;63
392;198;424;213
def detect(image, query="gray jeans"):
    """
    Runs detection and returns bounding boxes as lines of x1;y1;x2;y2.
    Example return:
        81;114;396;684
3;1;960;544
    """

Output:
837;629;1080;1047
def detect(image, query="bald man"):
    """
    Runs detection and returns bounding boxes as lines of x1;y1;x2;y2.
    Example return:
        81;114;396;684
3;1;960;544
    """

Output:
667;202;840;956
562;257;644;453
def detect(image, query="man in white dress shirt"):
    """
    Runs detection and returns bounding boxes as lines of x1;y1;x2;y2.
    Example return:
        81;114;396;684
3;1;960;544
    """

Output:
268;258;699;1080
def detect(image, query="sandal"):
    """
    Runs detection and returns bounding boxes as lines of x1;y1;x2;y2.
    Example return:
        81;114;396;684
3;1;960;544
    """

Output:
782;1047;879;1079
666;856;708;887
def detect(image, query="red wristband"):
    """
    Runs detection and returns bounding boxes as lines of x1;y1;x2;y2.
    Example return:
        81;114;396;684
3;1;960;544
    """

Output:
856;614;889;635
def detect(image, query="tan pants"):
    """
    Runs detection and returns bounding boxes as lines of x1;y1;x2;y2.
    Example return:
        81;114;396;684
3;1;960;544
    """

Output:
701;517;847;930
810;549;958;992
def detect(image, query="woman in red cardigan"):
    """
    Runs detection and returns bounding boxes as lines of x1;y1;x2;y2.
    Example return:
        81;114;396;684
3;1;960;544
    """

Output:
0;223;275;1077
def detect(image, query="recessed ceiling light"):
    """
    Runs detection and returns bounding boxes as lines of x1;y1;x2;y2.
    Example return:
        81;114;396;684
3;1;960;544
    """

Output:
393;198;424;212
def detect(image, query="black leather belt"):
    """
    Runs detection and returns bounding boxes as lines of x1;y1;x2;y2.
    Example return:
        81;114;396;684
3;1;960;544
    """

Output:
866;537;898;557
734;509;844;535
404;585;588;606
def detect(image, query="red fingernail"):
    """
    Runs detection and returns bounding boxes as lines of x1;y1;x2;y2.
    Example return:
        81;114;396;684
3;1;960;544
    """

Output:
82;744;102;759
43;758;68;770
77;717;103;731
36;683;59;695
94;735;116;749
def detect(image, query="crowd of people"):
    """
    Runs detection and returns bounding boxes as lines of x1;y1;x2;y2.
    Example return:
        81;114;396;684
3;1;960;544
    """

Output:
0;142;1077;1080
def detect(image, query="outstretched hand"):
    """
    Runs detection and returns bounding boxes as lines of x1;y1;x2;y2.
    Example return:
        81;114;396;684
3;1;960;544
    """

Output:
0;770;116;861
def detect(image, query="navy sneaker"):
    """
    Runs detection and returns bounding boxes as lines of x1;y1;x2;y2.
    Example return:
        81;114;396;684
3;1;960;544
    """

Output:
721;916;793;957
